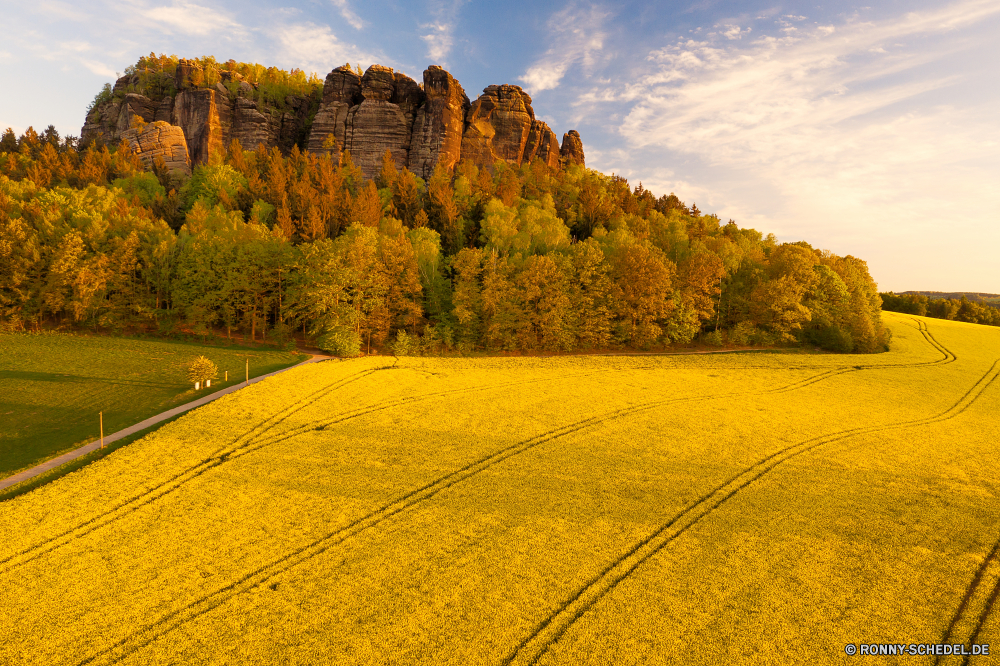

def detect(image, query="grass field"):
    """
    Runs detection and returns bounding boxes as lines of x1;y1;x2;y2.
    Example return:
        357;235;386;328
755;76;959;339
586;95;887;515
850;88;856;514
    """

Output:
0;333;306;477
1;312;999;664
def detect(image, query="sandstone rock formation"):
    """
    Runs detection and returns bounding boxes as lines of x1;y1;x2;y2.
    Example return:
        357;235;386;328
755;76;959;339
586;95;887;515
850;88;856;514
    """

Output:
171;89;223;165
306;66;362;153
83;61;583;180
460;84;562;171
121;121;191;174
560;130;585;167
408;66;469;179
524;120;562;168
83;58;316;165
343;66;423;178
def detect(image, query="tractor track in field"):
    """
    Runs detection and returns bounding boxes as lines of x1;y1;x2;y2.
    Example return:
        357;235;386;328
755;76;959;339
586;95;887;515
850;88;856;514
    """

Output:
0;342;892;579
935;537;1000;664
0;366;379;574
70;366;869;666
685;318;954;371
67;319;960;664
503;358;999;666
935;534;1000;665
0;367;606;577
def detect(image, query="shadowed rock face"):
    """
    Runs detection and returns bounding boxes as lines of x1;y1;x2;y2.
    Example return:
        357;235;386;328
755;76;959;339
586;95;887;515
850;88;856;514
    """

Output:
408;66;470;179
307;66;362;153
171;89;223;165
524;120;562;169
121;121;191;174
560;130;586;167
342;66;425;178
83;62;584;179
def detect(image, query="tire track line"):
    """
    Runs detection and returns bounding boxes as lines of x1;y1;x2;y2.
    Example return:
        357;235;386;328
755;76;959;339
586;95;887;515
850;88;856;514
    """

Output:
0;368;602;577
72;368;857;666
692;318;955;372
0;366;379;574
503;359;1000;666
934;536;1000;666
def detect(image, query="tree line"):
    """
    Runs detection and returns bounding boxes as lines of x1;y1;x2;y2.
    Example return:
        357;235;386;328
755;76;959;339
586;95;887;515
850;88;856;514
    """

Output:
0;124;892;355
881;292;1000;327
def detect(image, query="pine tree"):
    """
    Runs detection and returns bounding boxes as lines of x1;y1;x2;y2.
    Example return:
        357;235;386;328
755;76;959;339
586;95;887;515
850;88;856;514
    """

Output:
0;128;17;154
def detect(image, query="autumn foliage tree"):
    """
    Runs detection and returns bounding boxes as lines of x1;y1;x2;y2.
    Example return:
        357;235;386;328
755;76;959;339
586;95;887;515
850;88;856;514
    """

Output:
0;121;894;352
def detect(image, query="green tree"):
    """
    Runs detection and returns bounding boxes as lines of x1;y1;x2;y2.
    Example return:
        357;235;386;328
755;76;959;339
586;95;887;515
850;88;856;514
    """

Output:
186;355;218;386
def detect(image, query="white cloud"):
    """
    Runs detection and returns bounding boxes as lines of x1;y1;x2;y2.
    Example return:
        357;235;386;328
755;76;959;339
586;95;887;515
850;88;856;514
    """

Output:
79;59;117;77
519;2;611;93
419;0;466;65
421;23;454;63
59;40;93;53
330;0;364;30
31;0;90;22
721;25;750;40
575;0;1000;290
276;23;379;75
144;2;242;37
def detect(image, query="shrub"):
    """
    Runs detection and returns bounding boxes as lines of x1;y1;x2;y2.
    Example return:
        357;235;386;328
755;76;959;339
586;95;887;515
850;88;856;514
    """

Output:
750;328;777;346
86;83;113;118
439;324;454;351
702;329;724;347
805;325;855;353
419;325;441;355
728;321;756;346
391;330;413;356
318;327;361;357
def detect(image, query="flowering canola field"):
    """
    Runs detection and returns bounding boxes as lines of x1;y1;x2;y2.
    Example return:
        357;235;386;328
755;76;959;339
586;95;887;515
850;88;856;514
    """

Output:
1;312;999;665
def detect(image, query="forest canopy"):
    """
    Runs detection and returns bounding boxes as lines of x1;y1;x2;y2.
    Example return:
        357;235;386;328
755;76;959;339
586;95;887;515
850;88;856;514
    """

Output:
86;54;324;118
0;124;892;354
881;292;1000;328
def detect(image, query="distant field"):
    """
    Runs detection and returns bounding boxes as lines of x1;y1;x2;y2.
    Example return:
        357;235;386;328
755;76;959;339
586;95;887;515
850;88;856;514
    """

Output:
1;313;999;664
0;333;306;477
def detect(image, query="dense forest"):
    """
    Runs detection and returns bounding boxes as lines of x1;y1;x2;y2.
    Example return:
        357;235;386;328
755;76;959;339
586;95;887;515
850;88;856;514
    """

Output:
0;122;891;355
881;292;1000;327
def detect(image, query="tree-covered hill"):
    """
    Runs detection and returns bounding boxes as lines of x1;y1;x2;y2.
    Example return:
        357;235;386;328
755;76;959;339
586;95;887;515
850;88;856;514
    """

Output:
0;125;890;354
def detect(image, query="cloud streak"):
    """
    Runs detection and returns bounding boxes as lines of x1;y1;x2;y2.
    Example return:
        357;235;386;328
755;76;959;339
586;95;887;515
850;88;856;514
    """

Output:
276;23;379;74
519;2;611;94
330;0;364;30
570;0;1000;289
143;1;243;37
419;0;466;65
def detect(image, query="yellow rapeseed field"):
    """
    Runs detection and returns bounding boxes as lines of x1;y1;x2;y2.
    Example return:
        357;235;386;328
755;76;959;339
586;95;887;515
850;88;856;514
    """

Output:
1;312;998;665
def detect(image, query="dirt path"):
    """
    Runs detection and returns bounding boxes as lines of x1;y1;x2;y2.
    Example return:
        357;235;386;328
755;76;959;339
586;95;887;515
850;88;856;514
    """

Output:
0;353;333;493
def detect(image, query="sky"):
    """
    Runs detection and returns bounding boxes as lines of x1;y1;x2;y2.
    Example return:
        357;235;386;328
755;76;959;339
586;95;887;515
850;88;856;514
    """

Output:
1;0;998;293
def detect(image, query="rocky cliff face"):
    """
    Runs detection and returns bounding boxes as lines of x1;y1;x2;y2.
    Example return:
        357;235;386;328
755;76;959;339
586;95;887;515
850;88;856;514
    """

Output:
306;66;362;154
121;121;190;174
82;58;317;168
458;84;563;171
408;66;469;179
560;130;585;167
83;61;583;179
343;66;422;178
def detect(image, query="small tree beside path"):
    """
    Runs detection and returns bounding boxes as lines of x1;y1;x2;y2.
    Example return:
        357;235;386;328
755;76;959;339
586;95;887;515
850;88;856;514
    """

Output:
187;356;218;389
